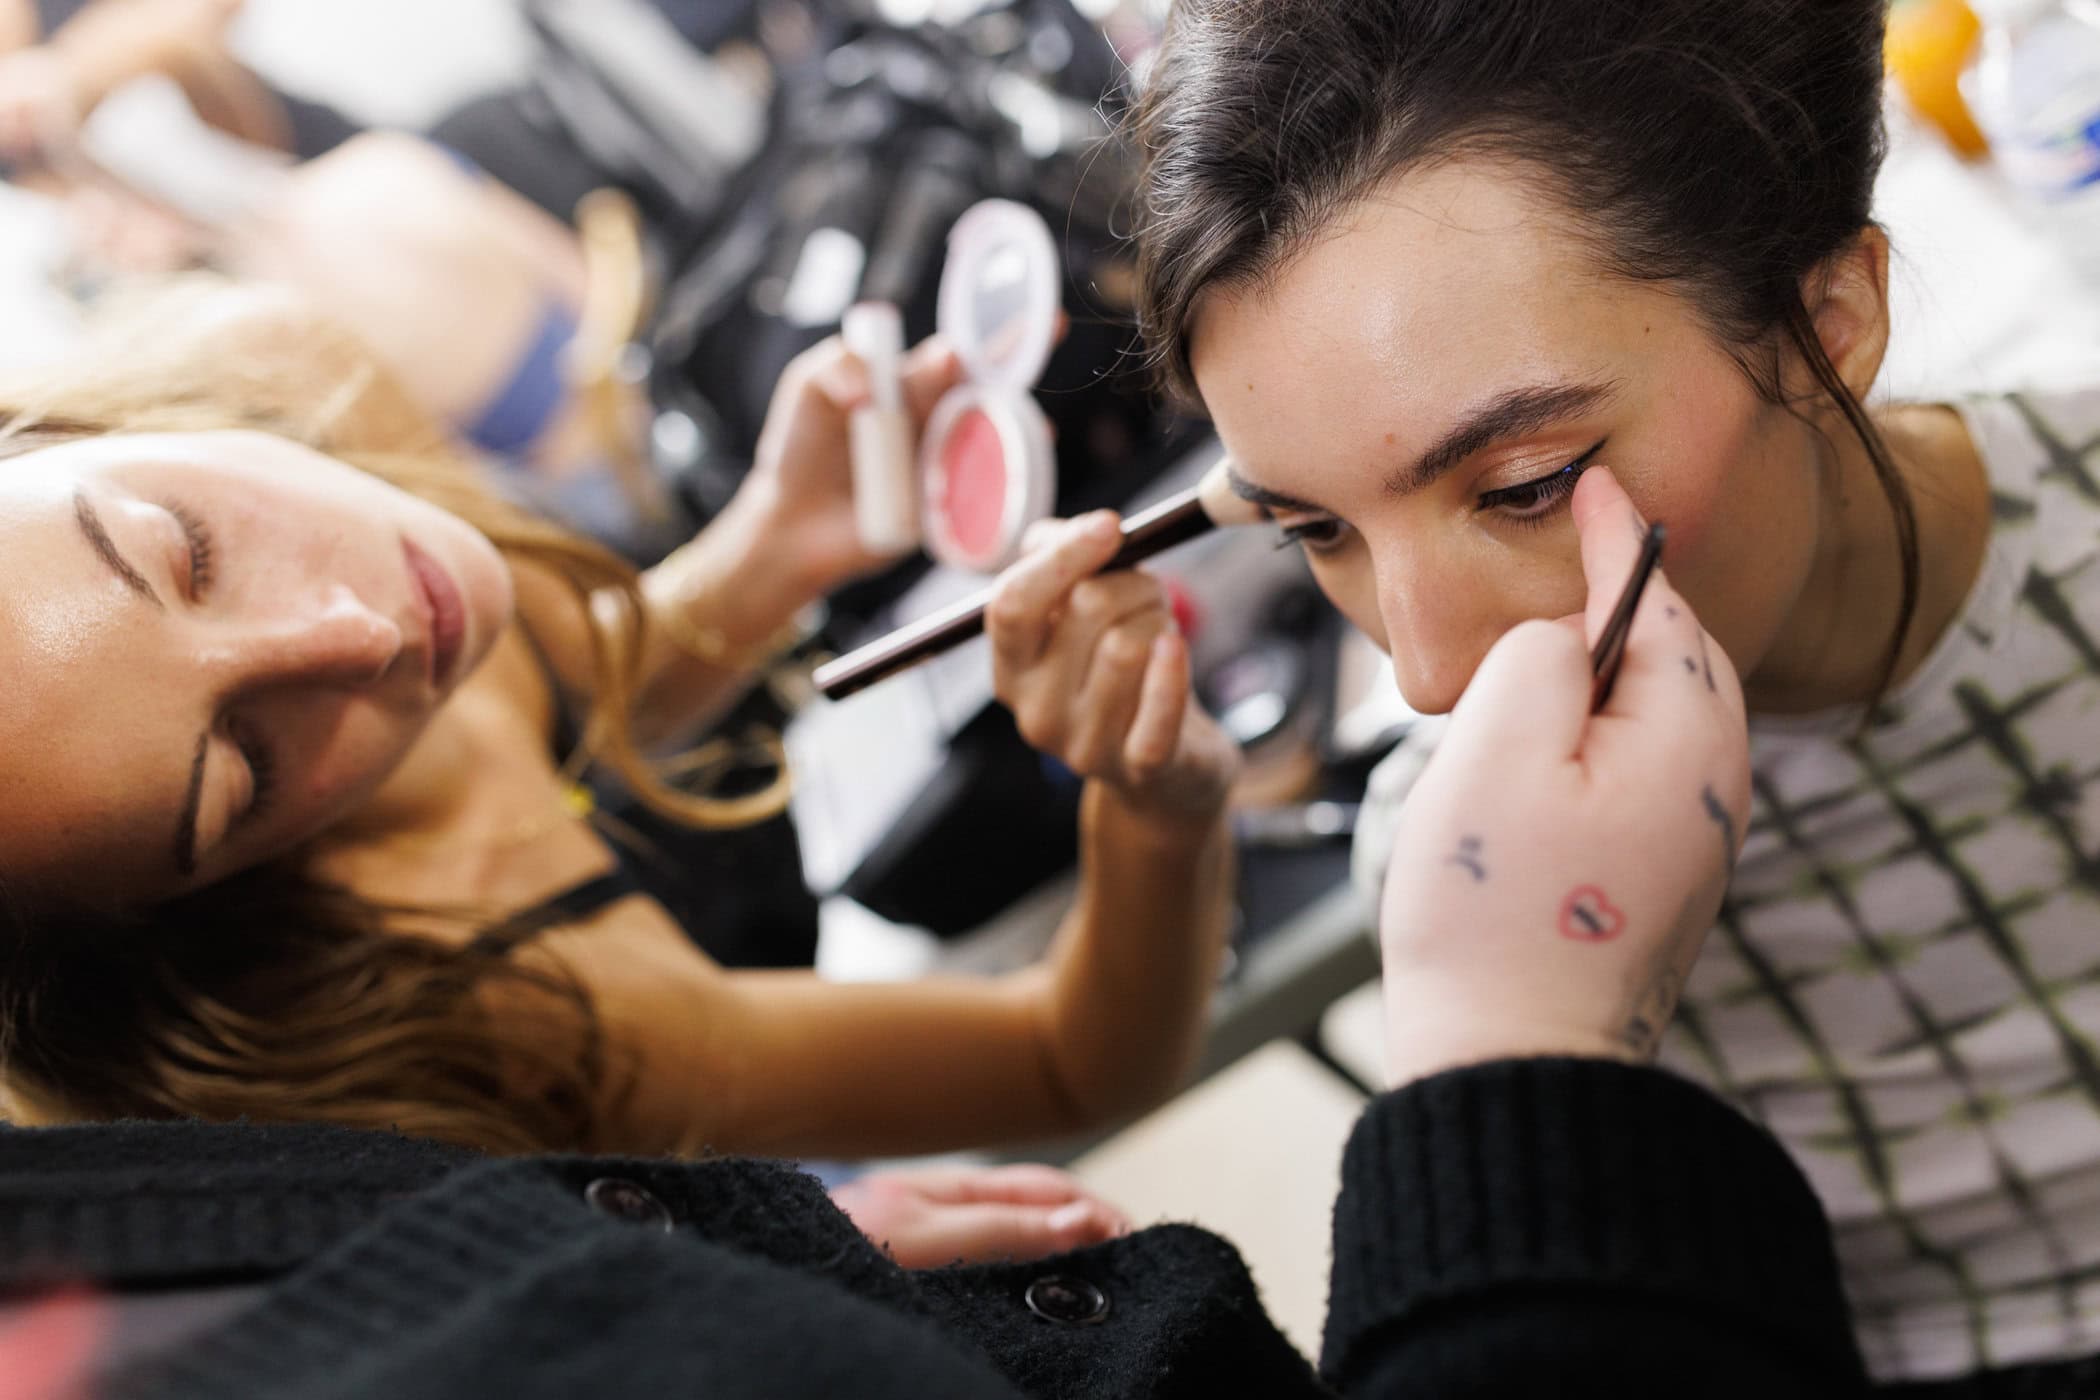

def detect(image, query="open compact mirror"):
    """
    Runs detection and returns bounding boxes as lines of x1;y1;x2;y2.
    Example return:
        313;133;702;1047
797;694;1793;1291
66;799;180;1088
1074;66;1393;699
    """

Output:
918;198;1061;574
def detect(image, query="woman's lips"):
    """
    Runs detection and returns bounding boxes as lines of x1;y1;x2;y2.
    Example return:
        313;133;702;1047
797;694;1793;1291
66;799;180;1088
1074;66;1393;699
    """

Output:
403;539;466;687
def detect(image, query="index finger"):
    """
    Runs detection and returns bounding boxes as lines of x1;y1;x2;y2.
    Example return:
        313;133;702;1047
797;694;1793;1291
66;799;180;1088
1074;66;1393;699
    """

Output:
985;511;1125;665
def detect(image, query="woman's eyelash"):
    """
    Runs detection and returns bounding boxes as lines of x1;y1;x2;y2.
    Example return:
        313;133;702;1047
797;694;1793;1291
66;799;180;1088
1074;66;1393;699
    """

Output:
1273;518;1345;552
1266;439;1608;551
167;500;215;596
1475;441;1608;521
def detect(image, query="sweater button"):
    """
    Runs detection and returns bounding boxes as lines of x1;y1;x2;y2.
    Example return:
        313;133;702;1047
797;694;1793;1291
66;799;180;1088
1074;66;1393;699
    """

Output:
584;1177;674;1231
1023;1274;1110;1326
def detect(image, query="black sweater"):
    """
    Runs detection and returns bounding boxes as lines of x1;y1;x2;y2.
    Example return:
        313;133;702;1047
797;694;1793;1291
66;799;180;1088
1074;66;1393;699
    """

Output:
0;1059;1867;1398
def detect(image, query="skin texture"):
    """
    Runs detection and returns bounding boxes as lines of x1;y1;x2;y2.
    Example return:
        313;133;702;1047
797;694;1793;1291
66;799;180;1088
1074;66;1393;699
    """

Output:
1190;158;1989;721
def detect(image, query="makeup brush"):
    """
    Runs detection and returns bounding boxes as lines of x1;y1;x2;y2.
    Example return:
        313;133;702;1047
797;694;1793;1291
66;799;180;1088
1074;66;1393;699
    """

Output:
814;462;1260;701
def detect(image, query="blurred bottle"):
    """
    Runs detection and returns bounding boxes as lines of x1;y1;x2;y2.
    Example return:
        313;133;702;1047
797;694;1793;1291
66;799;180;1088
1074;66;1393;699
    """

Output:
1963;0;2100;289
1887;0;1990;158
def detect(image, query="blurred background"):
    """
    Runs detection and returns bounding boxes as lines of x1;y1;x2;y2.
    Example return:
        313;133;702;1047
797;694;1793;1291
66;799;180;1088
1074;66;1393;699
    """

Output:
3;0;2099;1355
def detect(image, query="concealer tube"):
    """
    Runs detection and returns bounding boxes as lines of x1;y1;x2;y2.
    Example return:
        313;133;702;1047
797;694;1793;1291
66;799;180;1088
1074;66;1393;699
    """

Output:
842;301;920;554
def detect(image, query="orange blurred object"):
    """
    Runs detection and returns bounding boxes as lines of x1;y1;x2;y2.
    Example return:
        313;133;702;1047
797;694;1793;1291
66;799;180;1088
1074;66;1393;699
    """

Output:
1887;0;1991;158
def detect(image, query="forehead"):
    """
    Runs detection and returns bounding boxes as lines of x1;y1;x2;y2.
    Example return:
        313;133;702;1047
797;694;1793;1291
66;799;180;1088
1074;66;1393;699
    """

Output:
1186;161;1695;464
0;483;186;901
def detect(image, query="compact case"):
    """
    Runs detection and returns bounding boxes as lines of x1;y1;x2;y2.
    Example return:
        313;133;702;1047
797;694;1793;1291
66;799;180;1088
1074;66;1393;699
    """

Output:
917;199;1062;573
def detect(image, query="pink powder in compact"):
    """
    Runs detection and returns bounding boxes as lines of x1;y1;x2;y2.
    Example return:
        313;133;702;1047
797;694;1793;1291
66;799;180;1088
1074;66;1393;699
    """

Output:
938;408;1009;561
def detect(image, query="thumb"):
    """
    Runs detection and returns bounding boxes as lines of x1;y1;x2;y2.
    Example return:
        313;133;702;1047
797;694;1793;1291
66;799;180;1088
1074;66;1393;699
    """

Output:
1570;466;1655;651
902;335;964;424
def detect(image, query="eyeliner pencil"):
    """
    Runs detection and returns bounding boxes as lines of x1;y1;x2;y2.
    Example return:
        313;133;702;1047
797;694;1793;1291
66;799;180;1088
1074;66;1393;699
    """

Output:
1589;521;1667;712
814;463;1255;701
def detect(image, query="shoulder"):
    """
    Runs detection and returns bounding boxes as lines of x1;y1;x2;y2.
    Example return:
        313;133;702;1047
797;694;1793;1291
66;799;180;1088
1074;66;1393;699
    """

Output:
1953;386;2100;506
505;897;740;1156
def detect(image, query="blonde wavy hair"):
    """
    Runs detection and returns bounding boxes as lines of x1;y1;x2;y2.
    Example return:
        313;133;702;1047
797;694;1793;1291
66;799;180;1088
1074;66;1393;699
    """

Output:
0;280;782;1152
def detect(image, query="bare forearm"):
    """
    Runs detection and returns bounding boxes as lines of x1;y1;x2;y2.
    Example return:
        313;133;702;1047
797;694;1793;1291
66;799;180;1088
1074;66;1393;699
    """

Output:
1038;783;1235;1124
627;487;825;744
48;0;240;107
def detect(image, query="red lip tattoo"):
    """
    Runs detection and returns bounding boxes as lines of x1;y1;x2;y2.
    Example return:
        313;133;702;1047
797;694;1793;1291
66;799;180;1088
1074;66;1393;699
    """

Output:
1559;886;1625;941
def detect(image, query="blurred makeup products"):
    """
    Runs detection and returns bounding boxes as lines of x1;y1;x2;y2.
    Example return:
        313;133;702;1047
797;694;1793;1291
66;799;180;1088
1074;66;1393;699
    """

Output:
916;199;1061;574
843;300;920;554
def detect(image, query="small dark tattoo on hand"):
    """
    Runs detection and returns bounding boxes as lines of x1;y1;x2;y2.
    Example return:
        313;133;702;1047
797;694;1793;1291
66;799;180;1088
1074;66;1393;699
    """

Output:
1448;836;1487;882
1683;656;1698;675
1665;605;1680;620
1621;965;1683;1057
1701;784;1738;872
1695;631;1716;692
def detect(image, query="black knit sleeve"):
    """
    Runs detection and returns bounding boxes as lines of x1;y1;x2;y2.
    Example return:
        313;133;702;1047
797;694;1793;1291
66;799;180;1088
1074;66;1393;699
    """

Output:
1321;1057;1868;1398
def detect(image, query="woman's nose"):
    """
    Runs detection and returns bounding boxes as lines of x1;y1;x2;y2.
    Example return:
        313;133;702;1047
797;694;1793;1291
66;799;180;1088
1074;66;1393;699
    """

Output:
228;585;405;692
1373;554;1489;717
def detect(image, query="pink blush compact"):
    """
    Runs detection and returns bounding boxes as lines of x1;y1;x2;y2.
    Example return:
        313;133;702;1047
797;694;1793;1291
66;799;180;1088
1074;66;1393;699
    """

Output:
937;408;1008;560
919;199;1060;574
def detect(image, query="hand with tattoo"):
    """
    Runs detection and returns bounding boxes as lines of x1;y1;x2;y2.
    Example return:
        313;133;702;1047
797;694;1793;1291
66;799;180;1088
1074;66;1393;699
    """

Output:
1377;468;1751;1087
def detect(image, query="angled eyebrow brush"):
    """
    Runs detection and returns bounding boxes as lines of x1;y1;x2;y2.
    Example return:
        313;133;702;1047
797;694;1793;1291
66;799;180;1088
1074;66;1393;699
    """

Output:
813;462;1258;701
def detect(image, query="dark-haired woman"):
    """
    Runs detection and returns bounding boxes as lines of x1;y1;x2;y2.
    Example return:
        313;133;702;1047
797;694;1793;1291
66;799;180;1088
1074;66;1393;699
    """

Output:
1131;0;2100;1389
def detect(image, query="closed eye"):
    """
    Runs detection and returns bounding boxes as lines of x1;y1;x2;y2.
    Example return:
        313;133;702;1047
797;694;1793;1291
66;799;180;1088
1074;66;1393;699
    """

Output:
229;717;276;826
166;500;216;598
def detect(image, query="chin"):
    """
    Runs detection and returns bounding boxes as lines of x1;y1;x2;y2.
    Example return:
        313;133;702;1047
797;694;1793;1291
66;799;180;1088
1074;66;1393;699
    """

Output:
459;536;518;655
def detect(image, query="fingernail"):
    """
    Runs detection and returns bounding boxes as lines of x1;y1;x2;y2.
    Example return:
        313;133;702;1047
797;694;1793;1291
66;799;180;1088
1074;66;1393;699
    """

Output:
1048;1202;1092;1232
1086;511;1121;542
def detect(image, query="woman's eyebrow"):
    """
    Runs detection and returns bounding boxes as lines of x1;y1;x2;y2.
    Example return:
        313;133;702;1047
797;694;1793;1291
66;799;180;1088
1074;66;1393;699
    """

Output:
72;491;163;609
1225;466;1328;515
173;733;208;878
1390;379;1621;496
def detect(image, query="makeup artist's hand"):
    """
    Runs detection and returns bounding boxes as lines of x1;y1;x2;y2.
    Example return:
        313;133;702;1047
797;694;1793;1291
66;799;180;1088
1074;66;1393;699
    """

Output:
1376;469;1751;1086
832;1163;1129;1268
988;512;1239;827
725;332;965;598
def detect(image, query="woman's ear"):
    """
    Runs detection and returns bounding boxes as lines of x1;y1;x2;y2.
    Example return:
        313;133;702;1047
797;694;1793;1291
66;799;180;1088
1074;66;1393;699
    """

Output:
1799;226;1892;406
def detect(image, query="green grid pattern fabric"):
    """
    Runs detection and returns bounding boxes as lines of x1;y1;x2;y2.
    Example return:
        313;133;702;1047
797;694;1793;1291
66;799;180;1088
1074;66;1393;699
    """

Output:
1352;387;2100;1383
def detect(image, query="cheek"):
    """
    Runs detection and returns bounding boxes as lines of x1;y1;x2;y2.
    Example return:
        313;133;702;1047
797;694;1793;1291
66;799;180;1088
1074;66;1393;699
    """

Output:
1617;401;1819;677
267;703;427;837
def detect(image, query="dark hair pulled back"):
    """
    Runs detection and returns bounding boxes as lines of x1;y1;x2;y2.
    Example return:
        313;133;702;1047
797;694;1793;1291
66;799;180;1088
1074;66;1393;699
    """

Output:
1132;0;1918;704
